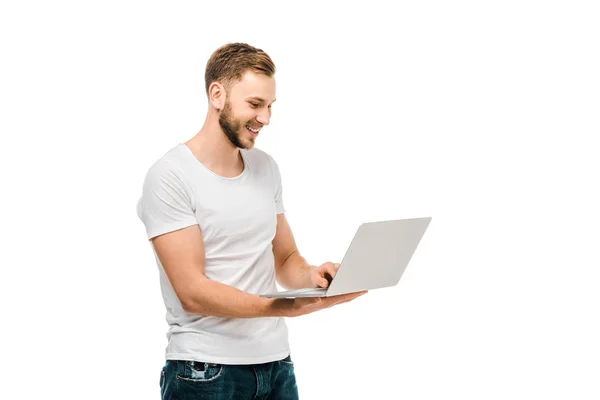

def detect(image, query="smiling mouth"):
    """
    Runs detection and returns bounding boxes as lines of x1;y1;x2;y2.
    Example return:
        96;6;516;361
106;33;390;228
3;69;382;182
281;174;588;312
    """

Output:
246;125;261;136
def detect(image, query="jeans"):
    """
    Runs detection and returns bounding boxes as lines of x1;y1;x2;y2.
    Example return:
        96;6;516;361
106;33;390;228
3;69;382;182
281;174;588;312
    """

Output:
160;354;299;399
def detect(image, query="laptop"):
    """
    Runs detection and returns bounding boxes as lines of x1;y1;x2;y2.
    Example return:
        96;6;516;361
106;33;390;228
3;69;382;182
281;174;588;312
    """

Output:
260;217;431;298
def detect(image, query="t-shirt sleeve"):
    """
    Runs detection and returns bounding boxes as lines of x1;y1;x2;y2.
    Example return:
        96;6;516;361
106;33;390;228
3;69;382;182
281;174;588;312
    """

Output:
136;161;198;240
269;156;286;214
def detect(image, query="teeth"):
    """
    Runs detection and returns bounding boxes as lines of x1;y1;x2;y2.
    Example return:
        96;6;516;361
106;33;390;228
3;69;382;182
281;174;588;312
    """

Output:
246;125;260;133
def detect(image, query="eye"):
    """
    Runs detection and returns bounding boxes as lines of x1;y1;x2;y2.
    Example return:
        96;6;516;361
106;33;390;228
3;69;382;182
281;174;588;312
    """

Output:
250;103;259;108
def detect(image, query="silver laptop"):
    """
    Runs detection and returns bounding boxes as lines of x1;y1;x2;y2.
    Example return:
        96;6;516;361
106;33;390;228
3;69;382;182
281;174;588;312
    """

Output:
260;217;431;298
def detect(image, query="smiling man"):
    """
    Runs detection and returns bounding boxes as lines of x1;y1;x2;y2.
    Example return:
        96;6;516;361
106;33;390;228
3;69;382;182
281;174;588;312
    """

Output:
137;43;366;399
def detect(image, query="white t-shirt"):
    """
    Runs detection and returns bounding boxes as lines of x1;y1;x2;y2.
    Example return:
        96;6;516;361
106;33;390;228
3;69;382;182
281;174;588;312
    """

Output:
136;143;290;365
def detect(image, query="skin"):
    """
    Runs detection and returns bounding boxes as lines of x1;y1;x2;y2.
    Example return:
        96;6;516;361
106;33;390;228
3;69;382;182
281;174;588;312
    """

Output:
151;71;367;319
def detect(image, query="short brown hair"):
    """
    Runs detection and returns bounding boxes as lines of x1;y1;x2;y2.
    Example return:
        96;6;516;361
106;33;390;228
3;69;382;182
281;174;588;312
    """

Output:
205;43;276;95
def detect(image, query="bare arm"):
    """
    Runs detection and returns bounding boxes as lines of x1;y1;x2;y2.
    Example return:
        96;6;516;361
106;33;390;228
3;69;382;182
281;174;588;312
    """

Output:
152;223;366;319
151;224;276;318
272;213;316;289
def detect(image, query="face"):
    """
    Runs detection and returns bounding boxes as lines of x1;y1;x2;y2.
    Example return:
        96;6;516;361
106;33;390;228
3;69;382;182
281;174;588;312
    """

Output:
217;71;276;150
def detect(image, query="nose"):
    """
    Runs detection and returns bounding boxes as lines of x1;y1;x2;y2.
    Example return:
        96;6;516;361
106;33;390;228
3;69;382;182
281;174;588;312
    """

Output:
256;109;271;126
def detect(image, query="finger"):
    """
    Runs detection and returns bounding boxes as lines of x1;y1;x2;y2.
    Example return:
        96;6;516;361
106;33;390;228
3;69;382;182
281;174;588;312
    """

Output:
323;292;364;307
311;266;328;288
317;275;329;288
322;266;337;286
316;262;342;287
324;297;352;309
326;263;338;276
332;291;366;300
330;292;366;307
332;297;360;307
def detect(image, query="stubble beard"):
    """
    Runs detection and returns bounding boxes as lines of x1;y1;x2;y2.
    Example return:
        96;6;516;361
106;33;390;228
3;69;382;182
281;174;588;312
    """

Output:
218;100;253;150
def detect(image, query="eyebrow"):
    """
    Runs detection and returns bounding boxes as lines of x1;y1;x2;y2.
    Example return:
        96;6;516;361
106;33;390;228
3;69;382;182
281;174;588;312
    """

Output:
246;96;276;104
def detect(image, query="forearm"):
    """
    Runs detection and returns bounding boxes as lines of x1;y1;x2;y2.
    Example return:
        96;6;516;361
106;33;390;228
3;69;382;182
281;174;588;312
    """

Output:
182;278;285;318
276;251;315;289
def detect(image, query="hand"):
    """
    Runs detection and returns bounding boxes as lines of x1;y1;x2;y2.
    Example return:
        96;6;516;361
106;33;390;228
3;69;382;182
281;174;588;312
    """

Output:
310;261;340;288
270;290;368;318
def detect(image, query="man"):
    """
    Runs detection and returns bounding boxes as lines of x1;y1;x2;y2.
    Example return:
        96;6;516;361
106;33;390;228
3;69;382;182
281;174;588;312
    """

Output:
137;43;366;399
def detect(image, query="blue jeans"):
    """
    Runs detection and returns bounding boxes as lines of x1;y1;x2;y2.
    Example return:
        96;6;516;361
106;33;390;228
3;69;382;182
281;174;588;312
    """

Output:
160;354;299;399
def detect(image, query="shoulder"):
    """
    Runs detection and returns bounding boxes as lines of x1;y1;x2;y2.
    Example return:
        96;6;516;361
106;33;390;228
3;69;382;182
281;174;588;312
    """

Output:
143;144;190;186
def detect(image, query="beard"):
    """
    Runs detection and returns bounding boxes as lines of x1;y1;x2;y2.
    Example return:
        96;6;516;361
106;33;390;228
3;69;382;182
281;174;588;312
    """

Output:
219;99;252;149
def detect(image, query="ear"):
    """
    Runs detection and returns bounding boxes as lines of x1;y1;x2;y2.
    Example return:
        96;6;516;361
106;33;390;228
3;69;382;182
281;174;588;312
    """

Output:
208;82;226;110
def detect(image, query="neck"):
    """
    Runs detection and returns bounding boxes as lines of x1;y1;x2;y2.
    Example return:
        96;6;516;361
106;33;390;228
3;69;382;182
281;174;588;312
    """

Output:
185;111;244;177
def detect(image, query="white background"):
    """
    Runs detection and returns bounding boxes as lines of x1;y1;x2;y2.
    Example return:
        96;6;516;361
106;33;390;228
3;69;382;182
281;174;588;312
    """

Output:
1;1;599;399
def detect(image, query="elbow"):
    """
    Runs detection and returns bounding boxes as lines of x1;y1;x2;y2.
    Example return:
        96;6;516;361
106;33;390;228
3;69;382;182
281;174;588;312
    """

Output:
180;291;208;314
178;288;204;314
181;297;212;316
178;278;208;314
180;297;197;313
